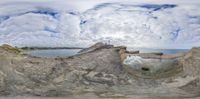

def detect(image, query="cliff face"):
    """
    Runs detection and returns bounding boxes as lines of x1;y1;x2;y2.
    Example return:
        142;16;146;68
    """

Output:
0;43;200;98
183;47;200;76
178;47;200;95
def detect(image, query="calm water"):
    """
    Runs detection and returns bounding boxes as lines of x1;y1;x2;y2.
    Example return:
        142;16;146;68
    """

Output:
127;48;189;54
24;48;189;58
24;49;81;58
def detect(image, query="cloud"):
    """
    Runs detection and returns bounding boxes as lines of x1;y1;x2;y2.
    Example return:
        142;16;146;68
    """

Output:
80;3;200;48
0;1;200;49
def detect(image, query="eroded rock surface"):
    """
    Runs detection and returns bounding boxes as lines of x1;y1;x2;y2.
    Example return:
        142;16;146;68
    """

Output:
0;43;127;96
0;43;200;98
183;47;200;76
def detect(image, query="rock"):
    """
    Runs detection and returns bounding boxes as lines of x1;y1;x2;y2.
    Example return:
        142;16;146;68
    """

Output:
78;42;114;54
0;71;7;95
118;46;127;62
125;50;140;54
70;47;125;76
0;44;200;98
97;93;127;98
179;77;200;95
83;71;118;86
64;70;87;83
0;44;21;54
0;43;126;96
114;46;127;50
183;47;200;76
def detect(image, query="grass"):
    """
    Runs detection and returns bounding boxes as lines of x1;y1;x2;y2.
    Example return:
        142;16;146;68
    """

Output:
0;44;22;53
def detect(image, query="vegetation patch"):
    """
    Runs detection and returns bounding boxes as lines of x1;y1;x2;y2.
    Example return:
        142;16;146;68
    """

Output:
0;44;22;53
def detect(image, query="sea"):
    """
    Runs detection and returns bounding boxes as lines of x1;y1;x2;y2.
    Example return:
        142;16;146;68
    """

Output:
24;48;189;58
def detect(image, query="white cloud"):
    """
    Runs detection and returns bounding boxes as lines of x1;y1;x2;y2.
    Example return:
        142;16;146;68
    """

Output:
0;0;199;48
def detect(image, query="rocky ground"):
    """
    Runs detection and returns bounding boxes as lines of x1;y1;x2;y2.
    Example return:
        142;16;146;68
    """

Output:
0;43;200;99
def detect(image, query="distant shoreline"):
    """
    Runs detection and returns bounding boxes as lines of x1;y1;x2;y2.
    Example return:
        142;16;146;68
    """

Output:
20;47;85;50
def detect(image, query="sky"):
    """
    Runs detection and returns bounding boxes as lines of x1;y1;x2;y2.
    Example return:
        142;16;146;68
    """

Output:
0;0;200;49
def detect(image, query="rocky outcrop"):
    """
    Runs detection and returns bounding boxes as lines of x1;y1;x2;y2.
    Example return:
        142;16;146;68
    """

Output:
78;42;114;54
0;43;128;96
0;44;22;54
0;43;200;98
183;47;200;76
125;50;140;54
